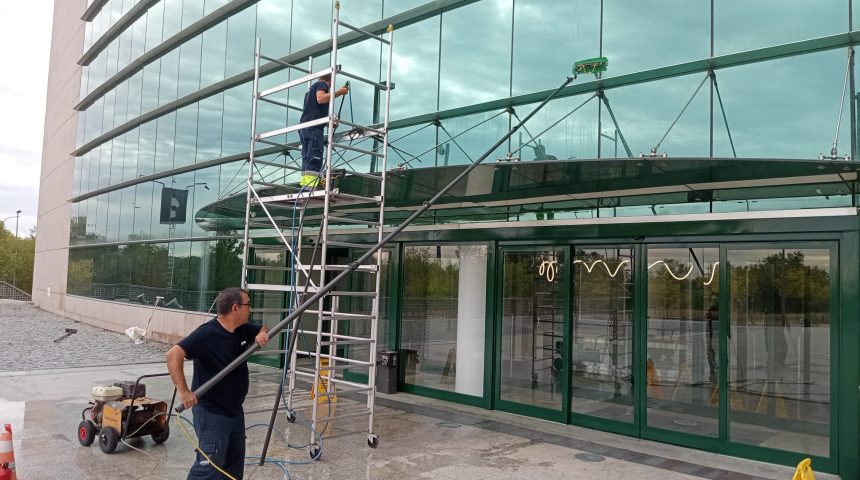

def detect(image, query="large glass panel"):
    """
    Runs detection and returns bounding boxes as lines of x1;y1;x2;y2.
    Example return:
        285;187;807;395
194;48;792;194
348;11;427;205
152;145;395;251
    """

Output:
221;84;252;156
154;111;176;173
388;17;439;121
290;0;332;54
200;22;227;88
605;73;710;158
178;36;203;98
204;0;229;16
190;166;220;237
716;1;846;56
401;245;487;396
512;0;599;96
439;0;512;110
500;249;564;410
716;50;850;160
512;94;599;162
144;1;165;52
224;5;257;79
127;71;143;121
141;61;161;114
646;247;719;436
182;0;205;28
137;121;157;177
341;249;391;375
132;182;154;240
602;0;708;78
438;110;509;167
257;0;292;59
727;248;831;458
174;104;199;168
159;49;181;108
386;122;437;170
571;247;634;422
162;0;184;40
196;93;224;162
129;13;148;61
383;0;427;17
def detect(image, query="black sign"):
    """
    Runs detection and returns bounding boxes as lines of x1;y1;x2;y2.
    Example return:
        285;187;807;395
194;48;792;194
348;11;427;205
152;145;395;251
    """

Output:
159;188;189;224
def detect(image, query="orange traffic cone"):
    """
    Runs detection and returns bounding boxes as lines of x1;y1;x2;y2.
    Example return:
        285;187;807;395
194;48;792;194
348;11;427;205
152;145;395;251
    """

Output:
0;424;16;480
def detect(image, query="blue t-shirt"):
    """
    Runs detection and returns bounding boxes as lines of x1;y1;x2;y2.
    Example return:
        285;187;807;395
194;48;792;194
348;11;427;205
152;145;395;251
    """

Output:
300;80;330;127
177;318;262;416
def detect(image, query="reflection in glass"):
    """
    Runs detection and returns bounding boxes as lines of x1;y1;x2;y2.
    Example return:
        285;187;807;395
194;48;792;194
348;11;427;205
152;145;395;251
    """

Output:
500;250;563;410
342;250;391;375
715;0;845;56
714;50;850;159
200;22;228;88
439;0;512;110
646;247;719;436
728;249;831;457
603;0;708;78
438;110;509;167
388;18;439;121
224;6;257;79
402;245;487;396
606;73;710;158
571;247;633;422
512;0;599;96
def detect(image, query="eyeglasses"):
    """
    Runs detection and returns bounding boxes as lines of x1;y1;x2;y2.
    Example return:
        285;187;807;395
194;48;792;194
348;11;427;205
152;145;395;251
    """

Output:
236;303;252;308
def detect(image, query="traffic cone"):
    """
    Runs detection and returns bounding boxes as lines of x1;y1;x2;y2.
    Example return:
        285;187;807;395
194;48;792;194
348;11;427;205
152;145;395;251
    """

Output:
0;424;16;480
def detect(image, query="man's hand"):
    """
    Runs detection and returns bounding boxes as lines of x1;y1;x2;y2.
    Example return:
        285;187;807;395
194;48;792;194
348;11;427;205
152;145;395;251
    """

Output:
337;85;349;96
179;389;198;409
256;325;269;346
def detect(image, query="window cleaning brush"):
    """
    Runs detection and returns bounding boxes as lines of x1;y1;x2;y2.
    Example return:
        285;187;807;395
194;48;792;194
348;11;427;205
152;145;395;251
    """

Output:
572;57;608;79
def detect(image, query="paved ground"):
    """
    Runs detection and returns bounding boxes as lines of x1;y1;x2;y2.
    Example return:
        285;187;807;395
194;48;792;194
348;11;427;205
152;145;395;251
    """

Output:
0;300;169;372
0;301;840;479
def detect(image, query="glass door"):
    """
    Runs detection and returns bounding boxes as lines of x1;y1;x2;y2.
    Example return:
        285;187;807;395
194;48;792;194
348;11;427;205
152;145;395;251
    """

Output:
496;247;567;420
570;246;635;427
726;247;833;459
644;247;720;441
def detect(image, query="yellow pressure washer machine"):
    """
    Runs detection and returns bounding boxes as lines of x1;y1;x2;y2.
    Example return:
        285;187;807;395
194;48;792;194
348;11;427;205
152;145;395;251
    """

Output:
77;373;177;453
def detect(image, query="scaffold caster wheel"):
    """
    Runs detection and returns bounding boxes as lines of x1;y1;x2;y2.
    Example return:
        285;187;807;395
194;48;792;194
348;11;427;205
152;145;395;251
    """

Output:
286;410;296;423
309;444;321;461
367;434;379;449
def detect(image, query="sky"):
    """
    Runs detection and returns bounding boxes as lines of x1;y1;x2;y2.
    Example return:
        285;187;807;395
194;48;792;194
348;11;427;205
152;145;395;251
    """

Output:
0;1;53;237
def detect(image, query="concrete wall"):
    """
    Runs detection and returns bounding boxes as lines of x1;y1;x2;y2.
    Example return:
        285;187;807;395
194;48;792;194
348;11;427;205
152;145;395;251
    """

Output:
33;0;85;312
62;295;210;344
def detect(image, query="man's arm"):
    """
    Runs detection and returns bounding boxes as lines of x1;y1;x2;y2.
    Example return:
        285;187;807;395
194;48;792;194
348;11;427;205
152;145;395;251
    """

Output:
315;84;349;104
166;345;198;409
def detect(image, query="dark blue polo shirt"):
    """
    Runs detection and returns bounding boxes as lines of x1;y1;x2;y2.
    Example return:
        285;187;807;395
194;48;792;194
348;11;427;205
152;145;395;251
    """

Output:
177;318;262;416
300;80;330;128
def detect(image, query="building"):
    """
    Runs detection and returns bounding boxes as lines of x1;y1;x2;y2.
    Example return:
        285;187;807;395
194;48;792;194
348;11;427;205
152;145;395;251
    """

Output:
36;0;860;476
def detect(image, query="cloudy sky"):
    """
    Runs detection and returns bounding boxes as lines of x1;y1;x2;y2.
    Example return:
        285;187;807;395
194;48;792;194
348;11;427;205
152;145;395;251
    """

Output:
0;1;53;237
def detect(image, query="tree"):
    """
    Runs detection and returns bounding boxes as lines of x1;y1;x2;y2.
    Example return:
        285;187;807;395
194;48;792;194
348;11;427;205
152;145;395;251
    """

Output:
0;224;36;294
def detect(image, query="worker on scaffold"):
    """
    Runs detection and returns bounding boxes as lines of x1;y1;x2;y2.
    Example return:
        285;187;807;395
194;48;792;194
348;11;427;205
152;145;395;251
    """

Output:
299;72;349;188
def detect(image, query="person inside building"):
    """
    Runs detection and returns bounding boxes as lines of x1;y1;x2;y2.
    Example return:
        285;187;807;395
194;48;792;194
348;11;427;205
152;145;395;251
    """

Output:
166;287;269;480
299;72;349;187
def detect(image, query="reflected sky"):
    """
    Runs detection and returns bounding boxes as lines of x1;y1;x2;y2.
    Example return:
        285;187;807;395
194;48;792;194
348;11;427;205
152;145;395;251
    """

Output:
73;0;860;224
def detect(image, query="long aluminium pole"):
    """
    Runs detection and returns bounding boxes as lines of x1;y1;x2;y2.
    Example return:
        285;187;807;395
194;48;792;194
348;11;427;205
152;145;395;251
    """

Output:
176;75;574;413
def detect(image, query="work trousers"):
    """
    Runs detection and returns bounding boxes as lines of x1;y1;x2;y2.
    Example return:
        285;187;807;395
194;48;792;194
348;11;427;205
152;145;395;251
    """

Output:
187;405;246;480
299;127;325;175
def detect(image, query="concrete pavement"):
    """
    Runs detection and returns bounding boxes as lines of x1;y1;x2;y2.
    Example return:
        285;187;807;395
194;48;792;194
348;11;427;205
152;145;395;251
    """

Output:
0;301;838;479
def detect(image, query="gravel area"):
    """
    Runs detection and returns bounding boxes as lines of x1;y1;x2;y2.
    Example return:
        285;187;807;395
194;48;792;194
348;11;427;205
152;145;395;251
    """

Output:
0;300;170;372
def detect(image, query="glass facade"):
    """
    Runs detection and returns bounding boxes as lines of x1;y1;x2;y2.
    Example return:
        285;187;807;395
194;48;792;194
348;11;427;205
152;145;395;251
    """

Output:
65;1;859;474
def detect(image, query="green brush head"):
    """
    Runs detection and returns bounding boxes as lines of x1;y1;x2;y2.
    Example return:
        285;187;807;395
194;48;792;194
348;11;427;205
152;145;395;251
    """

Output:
572;57;609;76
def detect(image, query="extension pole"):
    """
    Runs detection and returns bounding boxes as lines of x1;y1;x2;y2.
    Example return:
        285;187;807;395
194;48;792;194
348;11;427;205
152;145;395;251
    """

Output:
176;76;574;413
